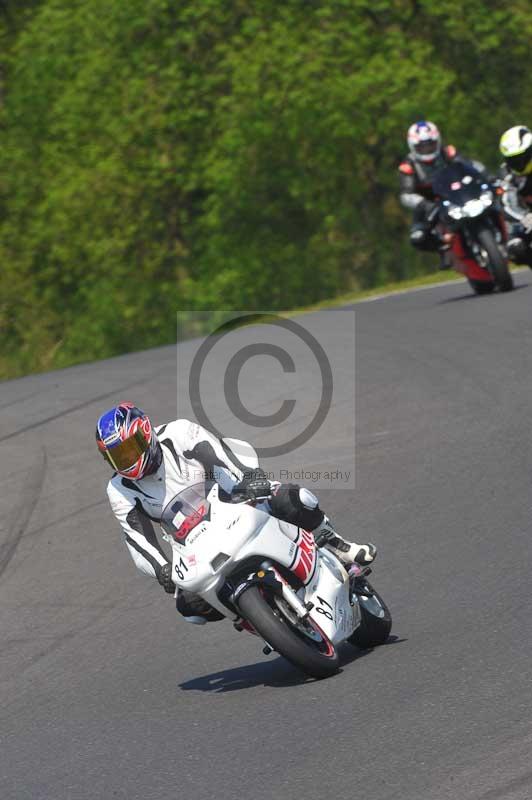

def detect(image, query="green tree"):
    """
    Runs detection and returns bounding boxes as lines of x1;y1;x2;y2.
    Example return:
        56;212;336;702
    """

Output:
1;0;532;378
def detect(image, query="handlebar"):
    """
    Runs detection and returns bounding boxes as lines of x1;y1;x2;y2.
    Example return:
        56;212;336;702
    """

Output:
230;493;272;505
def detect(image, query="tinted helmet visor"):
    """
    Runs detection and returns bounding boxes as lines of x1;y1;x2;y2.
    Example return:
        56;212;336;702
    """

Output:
103;429;149;472
506;146;532;175
415;140;439;156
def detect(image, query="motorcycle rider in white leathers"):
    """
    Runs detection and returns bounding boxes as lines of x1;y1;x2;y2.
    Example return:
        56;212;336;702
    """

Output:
96;403;376;624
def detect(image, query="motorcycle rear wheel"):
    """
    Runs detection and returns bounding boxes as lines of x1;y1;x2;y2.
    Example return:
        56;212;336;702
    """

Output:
477;228;513;292
238;585;339;679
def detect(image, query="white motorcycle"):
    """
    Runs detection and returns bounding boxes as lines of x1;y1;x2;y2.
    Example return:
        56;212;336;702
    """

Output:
161;442;391;679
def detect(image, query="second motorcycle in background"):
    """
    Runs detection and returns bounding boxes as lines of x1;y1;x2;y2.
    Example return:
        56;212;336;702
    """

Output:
429;161;512;294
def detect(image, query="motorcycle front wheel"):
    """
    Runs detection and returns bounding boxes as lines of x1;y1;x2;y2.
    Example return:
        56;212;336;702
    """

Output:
467;278;495;295
238;585;339;679
477;228;513;292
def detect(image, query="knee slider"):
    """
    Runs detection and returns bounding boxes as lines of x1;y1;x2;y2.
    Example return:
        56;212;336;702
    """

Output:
294;486;323;529
298;487;318;510
269;483;324;531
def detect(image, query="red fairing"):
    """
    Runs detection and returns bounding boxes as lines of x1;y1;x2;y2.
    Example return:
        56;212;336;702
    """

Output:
450;235;493;282
291;529;317;585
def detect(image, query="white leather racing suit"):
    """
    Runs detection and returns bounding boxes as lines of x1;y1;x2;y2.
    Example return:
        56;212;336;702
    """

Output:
107;419;250;581
106;418;374;601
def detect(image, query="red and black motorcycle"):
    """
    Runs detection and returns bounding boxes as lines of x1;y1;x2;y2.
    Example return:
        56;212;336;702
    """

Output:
430;162;512;294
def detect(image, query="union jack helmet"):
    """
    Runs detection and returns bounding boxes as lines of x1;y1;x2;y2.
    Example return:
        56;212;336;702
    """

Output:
96;402;161;479
407;120;441;163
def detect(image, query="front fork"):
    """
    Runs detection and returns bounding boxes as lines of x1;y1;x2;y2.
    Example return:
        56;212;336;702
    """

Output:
231;565;311;655
465;214;507;262
232;565;310;620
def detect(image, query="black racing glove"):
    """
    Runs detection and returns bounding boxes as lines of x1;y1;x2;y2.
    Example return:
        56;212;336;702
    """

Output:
233;467;271;501
158;562;175;594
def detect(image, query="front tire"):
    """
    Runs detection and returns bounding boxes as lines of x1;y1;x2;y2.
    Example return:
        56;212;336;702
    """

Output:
348;583;392;649
238;585;339;679
467;278;495;295
477;228;513;292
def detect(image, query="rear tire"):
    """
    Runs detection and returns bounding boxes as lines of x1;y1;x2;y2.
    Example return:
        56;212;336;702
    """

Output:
238;585;339;679
468;278;495;295
477;228;513;292
348;584;392;649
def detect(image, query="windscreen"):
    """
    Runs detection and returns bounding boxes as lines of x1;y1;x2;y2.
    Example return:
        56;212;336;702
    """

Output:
161;483;210;542
432;162;483;202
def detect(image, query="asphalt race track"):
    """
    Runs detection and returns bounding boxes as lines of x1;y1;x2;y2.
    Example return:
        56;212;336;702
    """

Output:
3;272;532;800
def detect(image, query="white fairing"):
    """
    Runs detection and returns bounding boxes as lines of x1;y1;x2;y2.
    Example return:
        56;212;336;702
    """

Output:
164;484;362;643
304;549;361;644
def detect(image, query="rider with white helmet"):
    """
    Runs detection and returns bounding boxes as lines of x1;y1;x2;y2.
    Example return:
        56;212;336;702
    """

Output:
406;120;443;165
399;120;488;265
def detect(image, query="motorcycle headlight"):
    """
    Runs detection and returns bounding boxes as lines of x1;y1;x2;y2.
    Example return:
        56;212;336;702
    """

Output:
480;191;493;208
463;199;485;217
448;206;463;220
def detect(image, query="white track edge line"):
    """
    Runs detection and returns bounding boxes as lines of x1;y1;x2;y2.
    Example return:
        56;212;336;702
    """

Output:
352;267;529;305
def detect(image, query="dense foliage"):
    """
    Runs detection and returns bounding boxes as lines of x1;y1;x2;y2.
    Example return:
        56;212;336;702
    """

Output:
1;0;532;377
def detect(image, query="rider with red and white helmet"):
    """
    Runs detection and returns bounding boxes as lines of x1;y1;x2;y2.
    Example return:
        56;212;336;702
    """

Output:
407;120;442;165
96;403;376;624
399;120;488;264
96;402;162;479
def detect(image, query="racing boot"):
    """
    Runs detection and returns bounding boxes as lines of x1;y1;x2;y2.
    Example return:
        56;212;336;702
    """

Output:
312;516;377;567
176;589;225;624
